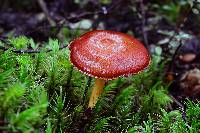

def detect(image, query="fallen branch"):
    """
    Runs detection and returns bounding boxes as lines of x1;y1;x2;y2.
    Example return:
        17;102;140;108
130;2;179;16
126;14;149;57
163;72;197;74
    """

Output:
0;45;68;54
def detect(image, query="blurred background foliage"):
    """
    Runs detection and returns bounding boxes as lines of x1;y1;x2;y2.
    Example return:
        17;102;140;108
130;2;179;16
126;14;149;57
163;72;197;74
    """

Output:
0;0;200;133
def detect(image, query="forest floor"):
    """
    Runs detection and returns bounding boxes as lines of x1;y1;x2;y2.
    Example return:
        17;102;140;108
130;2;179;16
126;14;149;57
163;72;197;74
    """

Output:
0;0;200;132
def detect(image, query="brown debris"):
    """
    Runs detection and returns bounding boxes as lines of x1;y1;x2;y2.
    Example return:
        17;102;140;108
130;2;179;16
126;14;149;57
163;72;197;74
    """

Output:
179;53;196;63
180;68;200;97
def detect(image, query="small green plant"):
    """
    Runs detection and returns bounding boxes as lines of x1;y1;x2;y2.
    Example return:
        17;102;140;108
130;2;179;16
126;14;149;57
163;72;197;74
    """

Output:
9;36;30;50
0;36;199;133
185;100;200;132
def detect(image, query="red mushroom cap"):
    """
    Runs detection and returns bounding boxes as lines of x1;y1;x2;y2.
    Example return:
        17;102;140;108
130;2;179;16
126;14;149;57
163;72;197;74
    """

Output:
69;30;151;79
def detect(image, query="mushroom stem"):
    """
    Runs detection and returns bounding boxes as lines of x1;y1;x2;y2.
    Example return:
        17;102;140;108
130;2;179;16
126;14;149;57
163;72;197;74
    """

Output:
88;78;105;108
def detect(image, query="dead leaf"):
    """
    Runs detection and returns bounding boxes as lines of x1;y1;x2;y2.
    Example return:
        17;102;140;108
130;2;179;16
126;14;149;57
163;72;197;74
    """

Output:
179;53;196;63
180;68;200;97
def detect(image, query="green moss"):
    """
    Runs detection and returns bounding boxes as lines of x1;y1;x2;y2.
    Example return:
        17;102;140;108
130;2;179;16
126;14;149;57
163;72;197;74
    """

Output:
0;36;199;133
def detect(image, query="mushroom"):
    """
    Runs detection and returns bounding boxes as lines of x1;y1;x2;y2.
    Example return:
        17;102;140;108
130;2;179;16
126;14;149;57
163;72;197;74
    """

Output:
69;30;151;108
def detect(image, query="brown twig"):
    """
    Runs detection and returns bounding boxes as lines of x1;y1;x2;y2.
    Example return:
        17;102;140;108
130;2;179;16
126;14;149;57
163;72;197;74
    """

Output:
169;94;184;109
37;0;70;40
25;23;87;36
27;0;123;36
65;11;102;21
65;0;122;21
37;0;56;26
0;45;68;54
169;94;192;130
167;3;193;72
139;0;149;50
168;40;183;72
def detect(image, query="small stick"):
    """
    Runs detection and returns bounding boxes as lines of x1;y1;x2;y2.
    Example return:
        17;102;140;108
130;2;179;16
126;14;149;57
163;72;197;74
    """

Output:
37;0;56;26
140;0;149;50
169;94;191;130
0;45;68;54
168;40;183;72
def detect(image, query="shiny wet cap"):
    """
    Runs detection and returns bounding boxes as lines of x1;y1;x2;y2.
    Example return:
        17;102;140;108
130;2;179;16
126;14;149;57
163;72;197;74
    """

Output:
69;30;151;79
